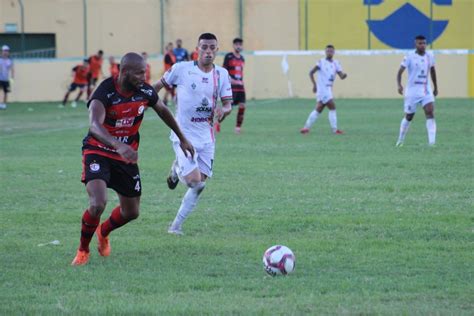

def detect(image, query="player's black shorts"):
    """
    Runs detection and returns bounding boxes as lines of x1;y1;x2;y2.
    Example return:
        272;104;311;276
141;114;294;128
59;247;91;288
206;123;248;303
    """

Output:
89;77;99;86
232;90;246;105
0;80;10;93
69;83;86;92
81;153;141;197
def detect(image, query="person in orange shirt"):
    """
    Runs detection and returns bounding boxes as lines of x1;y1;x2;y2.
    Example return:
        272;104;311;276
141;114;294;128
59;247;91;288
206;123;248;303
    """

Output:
190;48;198;61
141;52;151;84
109;56;119;78
163;42;176;105
87;50;104;98
61;59;89;108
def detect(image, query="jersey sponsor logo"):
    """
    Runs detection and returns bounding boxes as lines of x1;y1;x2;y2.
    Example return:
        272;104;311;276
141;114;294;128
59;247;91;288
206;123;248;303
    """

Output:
191;117;212;123
196;106;212;113
202;77;209;83
89;162;100;173
140;88;153;96
116;117;134;127
112;97;122;105
114;136;130;143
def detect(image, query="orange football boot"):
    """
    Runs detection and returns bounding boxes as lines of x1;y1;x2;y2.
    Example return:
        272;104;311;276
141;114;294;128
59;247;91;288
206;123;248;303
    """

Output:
71;249;90;266
96;225;111;257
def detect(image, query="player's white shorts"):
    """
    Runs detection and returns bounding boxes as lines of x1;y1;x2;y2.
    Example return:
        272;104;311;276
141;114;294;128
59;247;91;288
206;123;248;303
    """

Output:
404;94;435;114
172;141;215;178
316;88;333;104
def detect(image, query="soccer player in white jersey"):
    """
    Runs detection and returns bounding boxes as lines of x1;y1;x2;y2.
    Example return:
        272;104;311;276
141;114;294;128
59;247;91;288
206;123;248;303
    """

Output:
300;45;347;135
396;35;438;147
154;33;233;235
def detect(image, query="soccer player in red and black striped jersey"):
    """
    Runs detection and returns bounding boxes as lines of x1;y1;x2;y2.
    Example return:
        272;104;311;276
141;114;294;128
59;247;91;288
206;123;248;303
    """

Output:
71;52;194;266
61;59;90;108
222;38;246;134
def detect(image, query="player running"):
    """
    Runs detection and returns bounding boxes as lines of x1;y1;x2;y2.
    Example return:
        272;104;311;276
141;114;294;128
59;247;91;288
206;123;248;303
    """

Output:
60;59;90;108
71;52;193;266
154;33;233;235
222;37;246;134
163;42;176;105
0;45;14;110
300;45;347;135
396;35;438;147
87;50;104;98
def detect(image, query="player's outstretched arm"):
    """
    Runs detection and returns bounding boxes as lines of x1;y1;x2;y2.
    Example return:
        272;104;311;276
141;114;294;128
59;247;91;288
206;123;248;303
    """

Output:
431;66;438;96
153;79;165;93
88;99;138;163
309;65;318;93
337;71;347;80
151;100;195;158
217;101;232;123
397;66;405;95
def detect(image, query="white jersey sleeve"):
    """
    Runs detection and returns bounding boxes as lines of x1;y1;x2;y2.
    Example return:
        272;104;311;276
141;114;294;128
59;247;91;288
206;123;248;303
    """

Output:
335;60;342;73
428;52;435;68
161;62;182;87
219;69;233;103
401;55;410;68
316;59;323;70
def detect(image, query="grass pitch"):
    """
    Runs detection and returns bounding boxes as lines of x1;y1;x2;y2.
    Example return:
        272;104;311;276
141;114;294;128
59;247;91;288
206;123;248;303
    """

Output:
0;99;473;314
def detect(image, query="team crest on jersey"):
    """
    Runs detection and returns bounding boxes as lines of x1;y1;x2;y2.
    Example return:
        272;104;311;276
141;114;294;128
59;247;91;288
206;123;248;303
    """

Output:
90;163;100;173
138;105;145;115
140;88;153;96
191;83;197;90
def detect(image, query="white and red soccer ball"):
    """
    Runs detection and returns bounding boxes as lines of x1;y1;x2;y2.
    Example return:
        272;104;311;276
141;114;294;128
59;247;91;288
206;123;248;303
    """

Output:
262;245;295;276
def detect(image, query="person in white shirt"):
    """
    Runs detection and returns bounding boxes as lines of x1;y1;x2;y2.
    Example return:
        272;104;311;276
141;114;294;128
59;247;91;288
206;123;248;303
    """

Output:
154;33;233;235
396;35;438;147
0;45;14;110
301;45;347;135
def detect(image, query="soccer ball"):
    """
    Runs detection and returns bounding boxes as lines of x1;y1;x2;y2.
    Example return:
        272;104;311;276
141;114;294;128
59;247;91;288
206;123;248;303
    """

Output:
262;245;295;276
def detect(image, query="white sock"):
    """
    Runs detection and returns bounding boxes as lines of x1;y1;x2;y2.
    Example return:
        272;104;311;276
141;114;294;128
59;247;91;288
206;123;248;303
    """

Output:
328;110;337;132
304;110;319;129
170;182;206;229
398;118;411;142
426;118;437;145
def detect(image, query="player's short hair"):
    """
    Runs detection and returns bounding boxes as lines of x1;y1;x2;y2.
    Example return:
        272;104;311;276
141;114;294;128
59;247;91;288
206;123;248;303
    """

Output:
233;37;243;44
98;50;104;55
198;33;218;42
83;58;89;63
415;35;426;41
326;44;335;49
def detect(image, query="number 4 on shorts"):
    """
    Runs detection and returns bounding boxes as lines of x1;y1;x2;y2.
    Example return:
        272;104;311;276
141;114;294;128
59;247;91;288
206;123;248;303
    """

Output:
135;180;141;192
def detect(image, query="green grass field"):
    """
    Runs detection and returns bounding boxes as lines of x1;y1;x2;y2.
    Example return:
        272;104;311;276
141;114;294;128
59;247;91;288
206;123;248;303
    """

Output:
0;99;473;314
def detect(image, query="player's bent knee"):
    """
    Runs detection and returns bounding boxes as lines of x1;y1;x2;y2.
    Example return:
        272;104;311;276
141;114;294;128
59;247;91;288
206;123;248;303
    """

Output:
89;201;106;216
406;114;415;121
189;181;206;194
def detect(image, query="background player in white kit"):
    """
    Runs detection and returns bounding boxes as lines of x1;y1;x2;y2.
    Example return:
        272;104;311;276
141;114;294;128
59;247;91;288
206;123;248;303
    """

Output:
300;45;347;135
396;35;438;147
154;33;233;235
